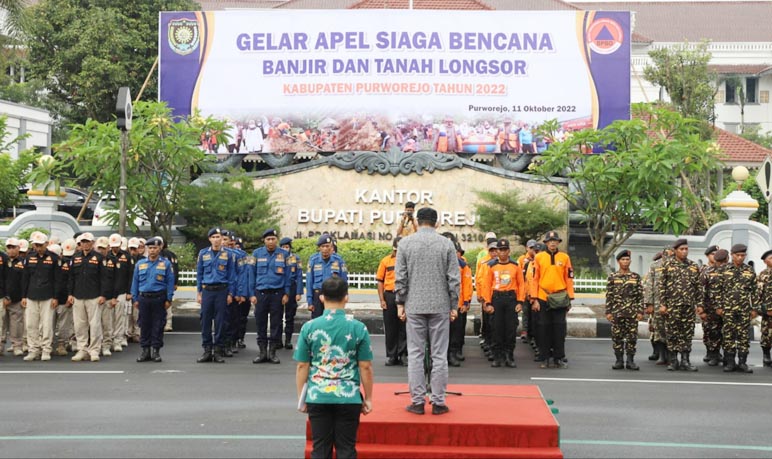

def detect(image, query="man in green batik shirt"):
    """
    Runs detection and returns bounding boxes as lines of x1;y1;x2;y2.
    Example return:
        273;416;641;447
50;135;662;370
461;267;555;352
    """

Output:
295;277;373;459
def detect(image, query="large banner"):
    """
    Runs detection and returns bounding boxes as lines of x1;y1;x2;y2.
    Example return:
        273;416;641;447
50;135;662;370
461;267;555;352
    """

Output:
159;10;630;154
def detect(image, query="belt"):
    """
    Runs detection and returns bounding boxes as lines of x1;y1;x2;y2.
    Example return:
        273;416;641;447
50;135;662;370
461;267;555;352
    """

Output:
257;288;283;295
384;290;395;293
202;283;227;291
139;291;165;299
492;290;517;297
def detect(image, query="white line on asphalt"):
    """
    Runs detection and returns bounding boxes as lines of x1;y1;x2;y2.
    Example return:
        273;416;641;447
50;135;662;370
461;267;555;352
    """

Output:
532;377;772;387
0;371;124;375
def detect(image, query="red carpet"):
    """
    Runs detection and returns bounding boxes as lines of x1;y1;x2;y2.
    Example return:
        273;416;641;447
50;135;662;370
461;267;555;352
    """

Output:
304;383;562;459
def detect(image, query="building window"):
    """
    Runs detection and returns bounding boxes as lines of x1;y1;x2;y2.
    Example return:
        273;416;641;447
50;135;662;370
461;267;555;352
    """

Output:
746;77;758;103
725;80;736;103
724;123;739;133
715;90;725;102
761;90;770;104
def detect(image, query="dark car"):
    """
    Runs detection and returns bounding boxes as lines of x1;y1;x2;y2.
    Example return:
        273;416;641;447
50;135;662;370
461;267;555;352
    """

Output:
0;187;97;221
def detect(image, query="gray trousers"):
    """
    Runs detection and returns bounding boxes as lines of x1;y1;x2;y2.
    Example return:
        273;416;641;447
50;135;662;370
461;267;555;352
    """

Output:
406;312;449;406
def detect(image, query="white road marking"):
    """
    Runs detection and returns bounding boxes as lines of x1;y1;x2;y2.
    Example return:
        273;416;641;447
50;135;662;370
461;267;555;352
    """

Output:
532;377;772;387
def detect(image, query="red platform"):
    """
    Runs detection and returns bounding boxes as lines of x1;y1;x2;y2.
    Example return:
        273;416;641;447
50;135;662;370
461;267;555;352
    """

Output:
304;383;562;459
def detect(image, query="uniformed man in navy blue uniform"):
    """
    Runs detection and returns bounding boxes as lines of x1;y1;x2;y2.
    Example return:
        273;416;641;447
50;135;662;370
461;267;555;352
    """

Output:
306;235;348;319
250;229;291;364
236;237;254;350
196;228;237;363
222;230;246;357
132;237;175;363
279;237;303;350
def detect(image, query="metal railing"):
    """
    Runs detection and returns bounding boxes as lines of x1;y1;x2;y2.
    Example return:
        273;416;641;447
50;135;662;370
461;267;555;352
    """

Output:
178;270;607;293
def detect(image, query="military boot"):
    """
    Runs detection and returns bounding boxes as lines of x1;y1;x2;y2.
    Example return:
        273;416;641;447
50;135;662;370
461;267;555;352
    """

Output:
625;353;639;371
196;346;213;363
268;343;281;364
504;350;517;368
707;350;721;367
448;352;461;367
612;351;624;370
737;353;753;373
136;347;151;363
666;350;679;371
212;347;226;363
491;351;502;368
222;343;233;358
680;352;698;372
253;344;268;364
723;352;737;372
284;338;294;350
231;343;239;354
647;340;659;361
237;339;246;349
656;343;669;365
762;348;771;367
151;348;162;363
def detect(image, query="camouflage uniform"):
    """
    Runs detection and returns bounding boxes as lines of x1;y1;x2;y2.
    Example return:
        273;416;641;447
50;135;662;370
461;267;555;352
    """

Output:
700;265;725;357
605;271;643;355
720;263;756;355
657;256;701;354
643;258;668;345
756;267;772;366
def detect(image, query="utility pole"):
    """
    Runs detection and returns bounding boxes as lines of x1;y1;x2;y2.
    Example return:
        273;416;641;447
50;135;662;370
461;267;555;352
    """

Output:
116;87;133;236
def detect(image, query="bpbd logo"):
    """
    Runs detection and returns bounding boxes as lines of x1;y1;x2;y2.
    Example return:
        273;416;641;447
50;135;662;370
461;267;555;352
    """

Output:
168;18;200;56
586;18;624;55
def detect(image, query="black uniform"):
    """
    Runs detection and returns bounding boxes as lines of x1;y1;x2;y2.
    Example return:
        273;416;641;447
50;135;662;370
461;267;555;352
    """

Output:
22;250;62;301
69;250;112;300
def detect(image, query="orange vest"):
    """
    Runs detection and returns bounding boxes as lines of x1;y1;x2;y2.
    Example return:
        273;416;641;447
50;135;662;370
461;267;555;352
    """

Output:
530;250;575;301
376;254;396;291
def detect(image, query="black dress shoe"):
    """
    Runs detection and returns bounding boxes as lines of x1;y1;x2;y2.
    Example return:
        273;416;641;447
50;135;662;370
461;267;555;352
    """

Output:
237;340;246;349
431;404;450;415
406;403;425;415
284;342;293;350
385;358;398;366
400;358;408;367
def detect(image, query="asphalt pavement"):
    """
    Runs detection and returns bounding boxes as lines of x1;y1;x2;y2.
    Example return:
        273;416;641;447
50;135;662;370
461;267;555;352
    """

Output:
1;334;771;458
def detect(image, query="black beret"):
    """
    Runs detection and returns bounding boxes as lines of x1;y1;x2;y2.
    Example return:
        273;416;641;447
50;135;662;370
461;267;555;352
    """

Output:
262;228;278;239
714;249;729;262
672;238;688;249
761;249;772;262
704;245;719;256
279;237;292;247
616;249;631;261
544;231;562;242
207;227;222;237
731;244;747;254
317;235;333;246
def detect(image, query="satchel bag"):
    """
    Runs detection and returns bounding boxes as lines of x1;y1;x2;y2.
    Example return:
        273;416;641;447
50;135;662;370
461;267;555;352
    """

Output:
546;290;571;310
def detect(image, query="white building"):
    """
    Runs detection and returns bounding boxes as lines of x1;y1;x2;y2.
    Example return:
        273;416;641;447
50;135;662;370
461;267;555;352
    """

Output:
0;99;53;158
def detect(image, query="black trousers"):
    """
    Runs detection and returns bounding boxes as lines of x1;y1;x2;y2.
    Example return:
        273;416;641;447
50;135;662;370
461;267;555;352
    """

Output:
530;302;541;341
311;290;324;319
537;300;567;361
138;295;167;349
307;403;362;459
482;309;493;344
283;284;298;342
237;299;251;341
256;291;283;345
382;291;406;360
492;292;517;354
226;300;241;345
449;310;467;354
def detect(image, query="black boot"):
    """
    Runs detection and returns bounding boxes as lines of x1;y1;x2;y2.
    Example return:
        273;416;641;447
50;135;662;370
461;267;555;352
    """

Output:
656;343;668;365
707;350;720;367
197;346;213;363
268;343;281;364
136;347;151;362
504;350;517;368
231;343;239;354
222;343;233;358
625;353;639;371
666;350;679;371
648;340;659;361
702;351;711;363
448;352;461;367
284;338;293;350
612;351;624;370
275;341;284;350
253;344;268;364
212;347;226;363
237;339;246;349
151;348;162;363
491;352;502;368
680;352;698;372
455;351;465;362
723;352;737;372
737;353;753;373
763;348;771;367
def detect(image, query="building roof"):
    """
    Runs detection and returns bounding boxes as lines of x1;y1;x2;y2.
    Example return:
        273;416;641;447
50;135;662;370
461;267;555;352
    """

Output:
350;0;490;8
479;0;577;10
715;127;772;165
709;64;772;76
570;2;772;42
198;0;286;8
275;0;358;8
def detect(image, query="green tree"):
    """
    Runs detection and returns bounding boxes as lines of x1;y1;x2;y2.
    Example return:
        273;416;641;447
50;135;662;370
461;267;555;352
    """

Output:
179;175;281;249
474;189;565;244
644;41;717;126
43;101;225;241
0;115;35;212
740;125;772;150
722;174;767;225
23;0;199;125
534;104;723;272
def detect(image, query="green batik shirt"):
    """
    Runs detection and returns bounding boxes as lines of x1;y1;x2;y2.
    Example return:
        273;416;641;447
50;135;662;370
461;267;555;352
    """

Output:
294;309;373;404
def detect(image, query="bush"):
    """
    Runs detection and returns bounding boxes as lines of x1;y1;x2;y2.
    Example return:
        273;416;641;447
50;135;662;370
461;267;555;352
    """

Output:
282;238;393;274
15;227;49;242
168;242;197;271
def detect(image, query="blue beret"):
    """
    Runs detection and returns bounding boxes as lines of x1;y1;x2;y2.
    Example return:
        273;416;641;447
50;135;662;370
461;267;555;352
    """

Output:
279;237;292;246
262;228;278;239
146;237;163;247
317;234;333;246
208;227;222;237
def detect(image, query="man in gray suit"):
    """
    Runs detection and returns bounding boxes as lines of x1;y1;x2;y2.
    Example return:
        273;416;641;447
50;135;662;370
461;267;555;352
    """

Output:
395;207;461;415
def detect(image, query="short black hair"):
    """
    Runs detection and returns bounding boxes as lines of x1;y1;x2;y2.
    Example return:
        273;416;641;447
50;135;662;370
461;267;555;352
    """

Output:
321;277;348;302
405;201;416;209
416;207;438;226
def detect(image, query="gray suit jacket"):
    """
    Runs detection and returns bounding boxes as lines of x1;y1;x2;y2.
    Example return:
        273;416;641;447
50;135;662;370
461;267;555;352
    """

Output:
395;227;461;313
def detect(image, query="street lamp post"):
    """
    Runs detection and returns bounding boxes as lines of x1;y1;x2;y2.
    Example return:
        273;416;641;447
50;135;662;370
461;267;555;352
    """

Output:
116;87;133;236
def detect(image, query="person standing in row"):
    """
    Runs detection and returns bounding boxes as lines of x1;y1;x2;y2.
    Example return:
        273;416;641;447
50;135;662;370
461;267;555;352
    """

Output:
21;232;61;362
530;231;574;369
377;237;407;366
755;249;772;368
700;247;727;367
94;237;116;357
126;238;143;343
517;240;538;344
2;238;25;356
108;233;132;353
718;244;757;373
161;240;179;333
658;239;701;372
306;235;348;319
280;237;303;350
223;231;246;357
476;237;498;362
69;233;111;362
448;240;472;367
236;237;255;350
132;237;175;363
605;250;644;371
196;228;237;364
251;229;291;365
53;239;76;355
642;248;671;365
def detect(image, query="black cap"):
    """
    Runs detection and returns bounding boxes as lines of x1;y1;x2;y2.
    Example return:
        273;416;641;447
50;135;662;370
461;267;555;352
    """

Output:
616;249;631;261
317;234;333;246
731;244;747;254
221;229;232;237
714;249;729;262
704;245;719;256
543;231;562;242
208;227;222;237
279;237;292;247
486;237;497;245
416;207;438;224
262;228;278;239
392;236;402;248
672;238;688;249
496;238;510;250
145;237;163;247
761;249;772;261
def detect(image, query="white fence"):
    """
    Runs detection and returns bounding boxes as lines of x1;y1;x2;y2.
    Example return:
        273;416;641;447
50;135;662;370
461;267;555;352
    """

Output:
178;271;607;293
